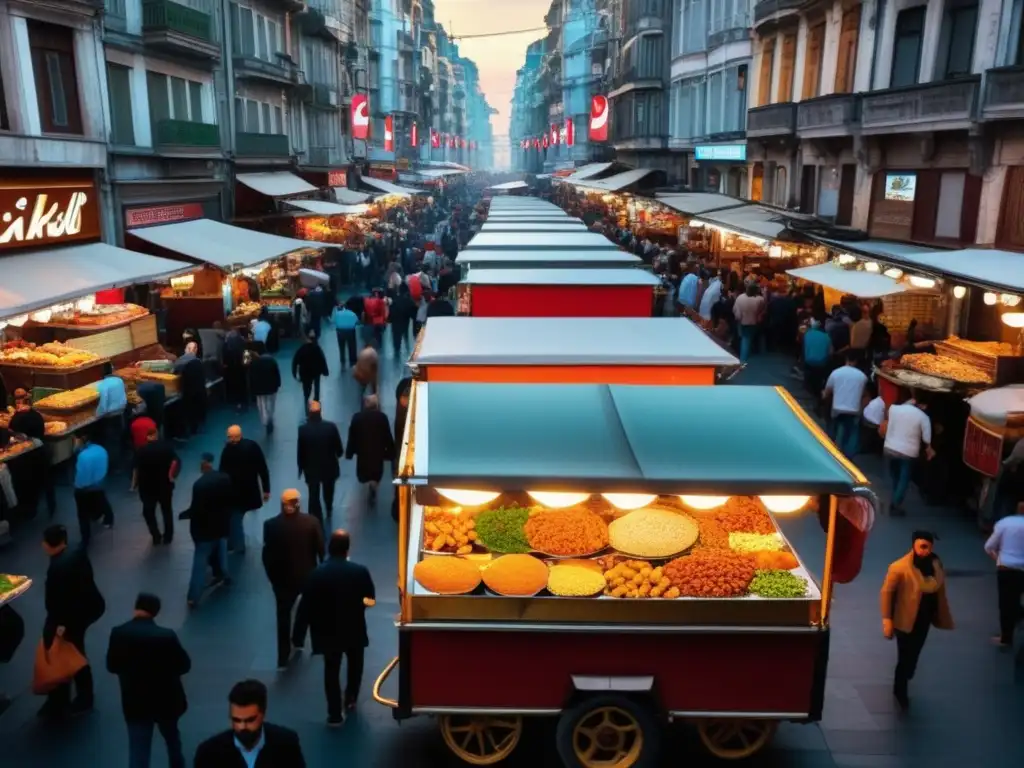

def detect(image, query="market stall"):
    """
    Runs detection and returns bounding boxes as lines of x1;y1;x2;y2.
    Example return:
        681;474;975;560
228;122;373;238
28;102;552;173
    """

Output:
480;220;588;233
455;250;641;274
410;316;737;384
961;386;1024;526
487;181;530;193
374;381;874;765
465;232;620;252
459;268;663;318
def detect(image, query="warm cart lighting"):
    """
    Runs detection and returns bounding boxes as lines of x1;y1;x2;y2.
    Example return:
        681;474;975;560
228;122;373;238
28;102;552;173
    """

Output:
528;491;591;508
883;268;903;280
689;220;706;228
170;275;195;291
984;292;998;305
6;314;28;328
437;489;502;507
679;495;730;510
1001;312;1024;328
759;495;811;514
0;321;6;331
602;493;657;510
29;309;52;324
908;276;936;289
838;254;857;265
768;245;783;259
952;285;967;299
864;262;880;273
1001;294;1021;307
75;296;95;313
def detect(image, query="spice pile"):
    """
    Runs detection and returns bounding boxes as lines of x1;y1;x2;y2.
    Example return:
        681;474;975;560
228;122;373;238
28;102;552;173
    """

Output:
524;509;608;556
482;555;548;596
752;551;799;570
748;570;808;598
607;508;698;558
664;551;756;597
547;563;606;596
714;497;775;534
413;556;481;594
602;560;679;599
422;508;478;554
475;506;532;554
694;517;730;550
728;532;783;554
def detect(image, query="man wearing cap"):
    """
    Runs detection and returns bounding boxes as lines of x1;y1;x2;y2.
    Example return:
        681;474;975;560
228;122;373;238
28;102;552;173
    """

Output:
297;402;344;523
218;426;270;553
184;453;233;607
262;490;324;670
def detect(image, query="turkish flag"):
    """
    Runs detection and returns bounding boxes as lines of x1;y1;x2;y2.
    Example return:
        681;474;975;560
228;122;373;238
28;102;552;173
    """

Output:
351;94;369;140
565;118;574;147
410;122;418;147
430;129;440;148
589;94;609;142
542;134;549;148
383;115;394;152
550;124;559;145
448;135;456;148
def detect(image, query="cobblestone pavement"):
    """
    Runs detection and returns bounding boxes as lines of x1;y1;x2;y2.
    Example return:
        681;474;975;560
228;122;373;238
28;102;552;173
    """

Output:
0;338;1021;768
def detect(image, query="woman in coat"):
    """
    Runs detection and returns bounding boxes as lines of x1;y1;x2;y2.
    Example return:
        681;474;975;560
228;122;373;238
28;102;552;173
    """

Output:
345;395;395;505
879;531;954;710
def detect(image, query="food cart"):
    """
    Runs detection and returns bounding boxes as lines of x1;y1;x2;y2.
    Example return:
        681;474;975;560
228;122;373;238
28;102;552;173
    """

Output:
374;382;874;765
465;231;621;253
455;251;641;275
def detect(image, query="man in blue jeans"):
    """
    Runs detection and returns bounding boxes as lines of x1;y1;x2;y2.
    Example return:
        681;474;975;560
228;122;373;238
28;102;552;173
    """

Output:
823;350;868;457
882;395;935;516
184;453;232;608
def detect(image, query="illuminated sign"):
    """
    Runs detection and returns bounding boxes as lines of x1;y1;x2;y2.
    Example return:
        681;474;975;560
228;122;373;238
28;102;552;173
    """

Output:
0;181;100;249
694;145;747;162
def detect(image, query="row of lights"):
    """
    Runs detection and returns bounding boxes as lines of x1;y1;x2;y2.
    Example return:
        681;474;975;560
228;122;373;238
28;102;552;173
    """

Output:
0;296;96;331
435;489;811;515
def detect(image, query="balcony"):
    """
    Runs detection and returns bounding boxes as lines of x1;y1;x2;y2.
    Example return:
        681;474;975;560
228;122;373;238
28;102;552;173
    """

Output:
234;54;296;87
141;0;219;60
104;0;127;31
747;102;797;138
753;0;804;27
299;84;338;109
398;30;415;52
609;67;663;98
796;93;860;138
152;119;220;149
982;66;1024;121
860;77;979;135
236;132;291;158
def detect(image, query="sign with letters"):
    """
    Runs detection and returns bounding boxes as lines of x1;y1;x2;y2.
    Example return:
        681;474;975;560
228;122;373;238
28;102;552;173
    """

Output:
0;180;100;250
125;203;204;229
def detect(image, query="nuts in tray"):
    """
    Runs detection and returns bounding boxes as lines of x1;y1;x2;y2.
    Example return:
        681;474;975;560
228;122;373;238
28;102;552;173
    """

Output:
603;559;679;599
423;507;478;554
901;353;993;384
35;387;100;411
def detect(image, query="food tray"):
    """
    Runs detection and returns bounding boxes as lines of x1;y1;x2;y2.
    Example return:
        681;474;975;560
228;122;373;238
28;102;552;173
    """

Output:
0;576;32;607
35;388;100;413
0;439;42;464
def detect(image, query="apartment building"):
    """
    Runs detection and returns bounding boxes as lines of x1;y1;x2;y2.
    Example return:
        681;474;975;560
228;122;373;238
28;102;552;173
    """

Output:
668;0;752;194
509;38;548;173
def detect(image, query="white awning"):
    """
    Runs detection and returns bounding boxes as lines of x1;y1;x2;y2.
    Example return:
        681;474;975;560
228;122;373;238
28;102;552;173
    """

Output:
463;268;662;286
481;221;587;232
418;168;468;178
656;193;747;216
574;168;656;192
466;231;619;250
787;264;908;298
0;243;193;320
285;199;369;216
697;205;801;241
361;177;424;197
128;219;318;271
333;188;372;204
236;172;317;197
488;180;529;190
876;248;1024;293
558;162;614;182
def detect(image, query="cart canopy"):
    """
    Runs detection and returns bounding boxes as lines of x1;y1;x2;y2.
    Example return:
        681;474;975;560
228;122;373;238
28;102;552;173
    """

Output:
787;264;909;298
466;231;619;251
572;168;658;192
285;199;369;216
480;221;588;233
236;172;317;197
556;162;615;182
655;192;747;216
408;383;867;494
485;212;575;221
488;181;529;191
454;250;641;268
460;268;660;286
128;219;316;270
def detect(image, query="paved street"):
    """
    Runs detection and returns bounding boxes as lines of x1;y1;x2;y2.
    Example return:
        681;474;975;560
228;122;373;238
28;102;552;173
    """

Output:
0;336;1022;768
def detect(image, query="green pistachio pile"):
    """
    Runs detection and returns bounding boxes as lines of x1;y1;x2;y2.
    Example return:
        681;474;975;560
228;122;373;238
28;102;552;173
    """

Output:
748;569;808;598
474;506;532;554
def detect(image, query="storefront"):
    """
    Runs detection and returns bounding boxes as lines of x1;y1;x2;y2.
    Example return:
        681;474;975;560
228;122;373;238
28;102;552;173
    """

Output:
693;144;748;197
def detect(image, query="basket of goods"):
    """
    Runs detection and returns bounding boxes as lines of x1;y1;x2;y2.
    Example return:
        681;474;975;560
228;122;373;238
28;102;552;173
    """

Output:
607;508;699;559
413;556;482;595
0;341;100;369
35;386;100;413
481;554;549;596
664;551;757;597
524;508;609;557
422;507;478;555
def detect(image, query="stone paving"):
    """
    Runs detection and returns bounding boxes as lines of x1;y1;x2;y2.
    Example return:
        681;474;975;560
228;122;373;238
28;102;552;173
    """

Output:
0;336;1021;768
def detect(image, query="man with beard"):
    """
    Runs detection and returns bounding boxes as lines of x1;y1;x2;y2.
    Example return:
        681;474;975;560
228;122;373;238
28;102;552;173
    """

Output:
218;426;270;553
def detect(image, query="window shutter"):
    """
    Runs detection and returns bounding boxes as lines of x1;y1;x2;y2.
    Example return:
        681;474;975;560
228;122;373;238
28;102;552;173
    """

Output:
802;23;825;99
778;32;797;102
834;5;861;93
758;38;775;106
997;166;1024;248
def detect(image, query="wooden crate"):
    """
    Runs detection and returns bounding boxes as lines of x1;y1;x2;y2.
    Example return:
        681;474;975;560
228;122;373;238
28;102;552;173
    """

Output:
66;326;133;359
130;314;158;349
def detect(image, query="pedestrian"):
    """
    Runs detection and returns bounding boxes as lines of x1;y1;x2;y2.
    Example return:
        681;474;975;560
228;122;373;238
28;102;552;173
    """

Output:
802;319;832;399
193;679;306;767
823;350;868;457
984;501;1024;649
262;489;324;670
129;410;158;450
73;429;112;545
223;327;247;411
331;300;360;370
345;394;395;505
391;378;412;521
218;426;270;553
297;401;343;523
106;593;190;768
363;287;389;350
389;283;416;357
880;531;954;710
881;393;935;516
9;388;54;517
251;309;273;354
352;342;379;398
293;530;375;726
173;342;206;436
183;452;233;607
38;524;105;719
130;427;180;546
292;330;329;412
733;282;765;365
249;351;281;435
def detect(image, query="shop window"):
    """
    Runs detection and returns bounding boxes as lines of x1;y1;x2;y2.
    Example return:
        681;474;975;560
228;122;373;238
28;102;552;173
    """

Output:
723;66;743;133
707;71;723;133
757;37;775;106
106;62;135;146
802;22;825;100
891;6;926;87
28;20;83;135
936;0;978;79
908;169;981;244
834;5;861;93
637;34;664;80
935;172;966;239
778;32;797;102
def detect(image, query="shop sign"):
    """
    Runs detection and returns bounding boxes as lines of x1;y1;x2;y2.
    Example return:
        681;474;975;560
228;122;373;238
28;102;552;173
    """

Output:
695;144;746;162
0;180;100;250
589;95;608;142
368;166;397;182
328;170;348;187
125;203;204;229
963;417;1003;478
384;115;394;152
351;94;370;140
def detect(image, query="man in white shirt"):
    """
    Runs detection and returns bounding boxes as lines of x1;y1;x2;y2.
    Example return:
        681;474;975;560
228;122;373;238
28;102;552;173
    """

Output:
984;501;1024;647
882;395;935;516
861;384;886;454
824;351;869;457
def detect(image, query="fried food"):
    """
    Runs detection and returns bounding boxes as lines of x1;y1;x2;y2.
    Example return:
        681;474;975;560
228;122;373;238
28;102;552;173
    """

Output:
602;559;678;599
482;554;548;596
752;550;800;570
35;387;100;411
546;563;606;596
422;507;478;555
413;556;481;594
664;551;756;597
43;421;68;436
694;517;730;550
524;508;608;556
714;497;776;534
944;336;1015;357
728;532;784;553
0;341;99;368
901;353;992;384
608;507;698;558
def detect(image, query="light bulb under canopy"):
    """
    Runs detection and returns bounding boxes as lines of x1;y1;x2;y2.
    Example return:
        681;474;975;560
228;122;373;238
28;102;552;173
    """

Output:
1001;294;1021;307
1001;312;1024;328
883;268;903;279
527;491;591;508
837;254;856;265
679;495;730;510
6;314;29;328
864;262;880;273
908;276;935;289
29;309;52;324
759;495;811;514
984;292;998;306
952;285;967;299
436;489;501;507
602;493;657;510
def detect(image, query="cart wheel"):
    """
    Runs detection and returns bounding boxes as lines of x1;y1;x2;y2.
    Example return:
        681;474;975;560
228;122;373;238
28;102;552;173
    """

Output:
556;694;661;768
439;714;523;765
697;718;777;760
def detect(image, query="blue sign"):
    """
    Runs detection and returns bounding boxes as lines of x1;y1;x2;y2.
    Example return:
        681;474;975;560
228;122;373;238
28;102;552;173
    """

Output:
695;144;747;162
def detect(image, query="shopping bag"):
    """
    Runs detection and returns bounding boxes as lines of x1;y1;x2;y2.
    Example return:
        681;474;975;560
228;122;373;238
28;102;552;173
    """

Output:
32;637;87;695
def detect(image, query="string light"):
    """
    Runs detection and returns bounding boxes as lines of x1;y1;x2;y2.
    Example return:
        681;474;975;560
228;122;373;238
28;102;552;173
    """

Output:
952;286;967;299
984;292;998;305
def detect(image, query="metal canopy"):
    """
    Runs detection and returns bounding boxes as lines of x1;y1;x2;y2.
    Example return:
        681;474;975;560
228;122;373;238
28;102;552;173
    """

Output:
414;383;867;493
480;221;588;233
455;250;641;268
461;268;661;286
466;231;618;251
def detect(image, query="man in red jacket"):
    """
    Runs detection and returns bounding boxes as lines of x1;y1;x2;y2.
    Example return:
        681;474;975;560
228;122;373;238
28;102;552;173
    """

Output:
362;288;388;351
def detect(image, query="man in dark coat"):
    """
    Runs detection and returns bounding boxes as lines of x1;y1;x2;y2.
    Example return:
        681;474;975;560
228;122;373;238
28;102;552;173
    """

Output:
390;378;412;521
9;388;54;517
293;530;375;725
194;679;305;768
262;489;324;670
291;331;329;412
184;453;233;607
249;352;281;435
131;427;180;546
176;343;207;436
106;593;190;768
297;401;344;522
389;283;416;357
426;295;455;318
218;426;270;553
222;328;247;411
345;394;395;504
39;524;105;718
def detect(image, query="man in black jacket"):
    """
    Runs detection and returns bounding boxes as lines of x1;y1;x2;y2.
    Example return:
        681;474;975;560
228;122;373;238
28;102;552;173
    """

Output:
249;352;281;435
176;343;207;437
293;530;375;725
185;453;233;607
346;394;395;504
297;401;343;523
219;425;270;553
39;524;105;718
291;331;329;413
131;428;180;546
262;489;323;670
9;388;54;518
106;593;190;768
194;679;305;768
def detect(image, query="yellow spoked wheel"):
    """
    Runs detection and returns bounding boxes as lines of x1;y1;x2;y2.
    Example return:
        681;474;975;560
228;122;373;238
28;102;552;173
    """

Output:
439;714;523;765
697;718;777;760
571;706;644;767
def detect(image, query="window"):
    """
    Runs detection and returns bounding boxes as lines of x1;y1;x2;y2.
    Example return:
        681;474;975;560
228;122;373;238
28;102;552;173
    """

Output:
891;6;926;87
723;65;743;133
106;62;135;145
802;22;825;99
637;34;664;79
28;21;83;134
680;0;706;55
707;71;723;134
230;2;282;61
147;72;208;124
189;82;203;122
834;4;861;93
234;96;284;134
709;0;748;34
758;37;775;106
778;32;797;102
935;171;966;239
936;0;978;79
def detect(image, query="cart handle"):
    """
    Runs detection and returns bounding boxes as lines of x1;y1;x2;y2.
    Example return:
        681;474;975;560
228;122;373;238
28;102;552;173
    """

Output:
372;656;399;709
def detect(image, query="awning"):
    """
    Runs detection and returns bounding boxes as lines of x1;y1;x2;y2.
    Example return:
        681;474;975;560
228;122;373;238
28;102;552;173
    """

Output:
462;268;661;286
236;172;317;198
455;250;641;268
466;231;619;251
0;243;193;320
333;188;372;204
128;219;317;271
360;178;423;197
480;221;587;233
574;168;656;192
868;248;1024;294
697;205;801;241
558;162;614;182
787;264;908;298
488;180;529;190
285;199;369;216
419;168;469;178
656;192;747;216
